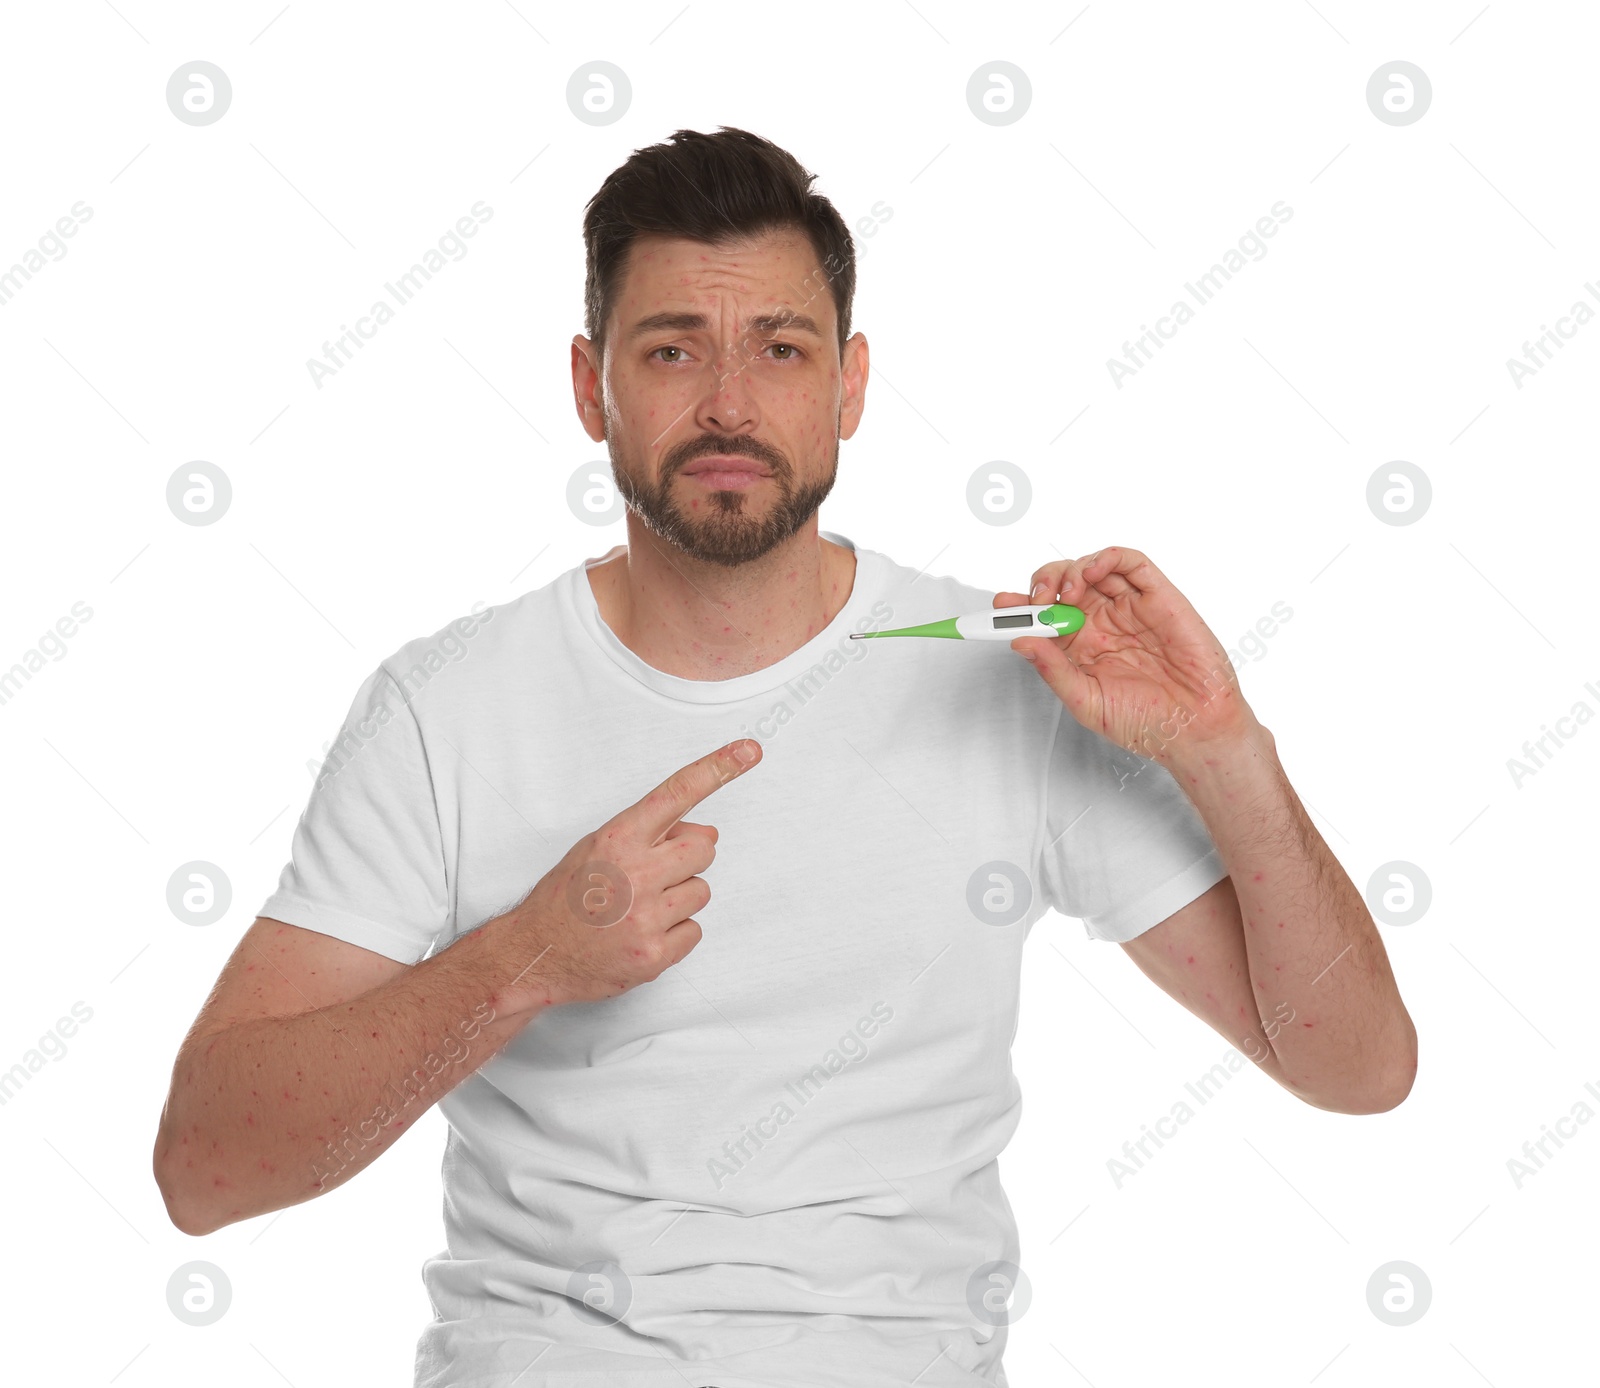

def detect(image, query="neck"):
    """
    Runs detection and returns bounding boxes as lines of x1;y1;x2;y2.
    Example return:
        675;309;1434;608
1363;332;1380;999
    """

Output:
586;517;857;681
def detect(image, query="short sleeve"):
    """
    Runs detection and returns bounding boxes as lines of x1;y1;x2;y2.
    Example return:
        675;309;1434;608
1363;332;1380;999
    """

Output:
257;664;450;964
1037;706;1228;943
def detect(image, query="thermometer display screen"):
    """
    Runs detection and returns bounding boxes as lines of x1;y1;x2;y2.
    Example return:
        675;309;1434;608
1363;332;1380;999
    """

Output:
991;613;1035;629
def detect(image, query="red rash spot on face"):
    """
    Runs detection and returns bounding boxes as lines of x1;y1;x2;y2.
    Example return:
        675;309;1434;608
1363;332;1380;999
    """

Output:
1303;1022;1314;1028
1253;872;1265;881
245;1112;254;1126
1276;921;1285;928
1186;956;1195;964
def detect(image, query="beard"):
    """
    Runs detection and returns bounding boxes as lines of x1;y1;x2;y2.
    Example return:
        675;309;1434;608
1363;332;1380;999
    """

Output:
608;430;839;569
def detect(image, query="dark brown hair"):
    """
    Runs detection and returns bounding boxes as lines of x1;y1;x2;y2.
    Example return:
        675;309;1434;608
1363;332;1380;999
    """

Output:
582;126;856;362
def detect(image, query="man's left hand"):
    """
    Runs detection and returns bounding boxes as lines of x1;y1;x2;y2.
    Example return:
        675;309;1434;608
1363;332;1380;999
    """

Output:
995;546;1261;767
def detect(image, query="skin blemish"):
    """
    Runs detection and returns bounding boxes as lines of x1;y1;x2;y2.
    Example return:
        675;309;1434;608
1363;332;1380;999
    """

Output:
1186;955;1195;964
1253;872;1265;882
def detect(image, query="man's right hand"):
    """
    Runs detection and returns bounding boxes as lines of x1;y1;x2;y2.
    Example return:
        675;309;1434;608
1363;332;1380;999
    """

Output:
491;738;763;1009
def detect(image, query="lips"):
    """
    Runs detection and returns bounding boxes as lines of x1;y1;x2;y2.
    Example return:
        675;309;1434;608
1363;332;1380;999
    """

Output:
681;457;770;478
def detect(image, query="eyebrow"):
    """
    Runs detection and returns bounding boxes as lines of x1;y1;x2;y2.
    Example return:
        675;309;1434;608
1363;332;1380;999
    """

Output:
626;310;825;342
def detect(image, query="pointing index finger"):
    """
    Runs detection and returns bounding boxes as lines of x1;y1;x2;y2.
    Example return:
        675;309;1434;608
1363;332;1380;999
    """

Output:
629;739;762;846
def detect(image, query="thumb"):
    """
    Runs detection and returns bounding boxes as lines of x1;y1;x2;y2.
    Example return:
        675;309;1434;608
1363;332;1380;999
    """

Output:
1013;636;1093;719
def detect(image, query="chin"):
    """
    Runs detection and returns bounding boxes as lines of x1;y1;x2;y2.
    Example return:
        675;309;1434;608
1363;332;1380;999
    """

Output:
667;514;802;569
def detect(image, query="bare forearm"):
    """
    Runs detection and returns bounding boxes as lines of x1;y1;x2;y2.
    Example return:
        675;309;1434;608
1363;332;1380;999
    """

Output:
154;920;544;1234
1173;722;1417;1112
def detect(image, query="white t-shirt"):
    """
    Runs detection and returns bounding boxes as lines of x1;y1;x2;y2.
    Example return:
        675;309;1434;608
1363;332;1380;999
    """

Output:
260;531;1227;1388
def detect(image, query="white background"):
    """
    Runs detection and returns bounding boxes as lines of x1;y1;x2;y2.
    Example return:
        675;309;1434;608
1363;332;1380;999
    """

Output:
1;1;1595;1384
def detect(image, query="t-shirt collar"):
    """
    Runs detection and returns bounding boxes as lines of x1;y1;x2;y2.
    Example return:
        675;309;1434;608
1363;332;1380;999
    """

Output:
567;531;884;705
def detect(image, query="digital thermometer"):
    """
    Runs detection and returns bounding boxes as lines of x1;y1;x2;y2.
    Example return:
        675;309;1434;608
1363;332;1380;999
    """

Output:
847;603;1086;641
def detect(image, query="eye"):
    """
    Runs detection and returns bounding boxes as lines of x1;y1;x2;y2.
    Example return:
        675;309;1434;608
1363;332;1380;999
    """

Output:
649;341;804;365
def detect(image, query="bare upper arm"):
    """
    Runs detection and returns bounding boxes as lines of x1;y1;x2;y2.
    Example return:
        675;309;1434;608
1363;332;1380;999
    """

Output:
185;916;413;1044
1117;876;1294;1087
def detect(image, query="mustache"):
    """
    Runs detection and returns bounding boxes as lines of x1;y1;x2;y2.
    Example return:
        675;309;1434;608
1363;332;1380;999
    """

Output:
666;437;788;476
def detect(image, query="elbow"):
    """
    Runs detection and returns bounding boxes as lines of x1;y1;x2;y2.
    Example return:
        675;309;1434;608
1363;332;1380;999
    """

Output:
1317;1027;1419;1116
163;1198;219;1239
1334;1072;1413;1115
1371;1054;1419;1113
1370;1016;1421;1112
153;1127;222;1238
153;1161;207;1238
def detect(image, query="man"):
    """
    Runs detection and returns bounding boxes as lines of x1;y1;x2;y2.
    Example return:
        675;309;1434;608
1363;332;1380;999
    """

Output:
153;126;1416;1387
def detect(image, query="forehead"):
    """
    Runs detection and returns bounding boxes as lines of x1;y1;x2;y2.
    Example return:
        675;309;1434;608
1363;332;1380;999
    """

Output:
615;230;833;323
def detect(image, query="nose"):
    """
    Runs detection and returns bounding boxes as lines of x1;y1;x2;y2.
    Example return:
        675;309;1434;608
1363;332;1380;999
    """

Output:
694;352;761;432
